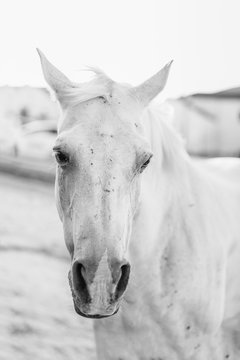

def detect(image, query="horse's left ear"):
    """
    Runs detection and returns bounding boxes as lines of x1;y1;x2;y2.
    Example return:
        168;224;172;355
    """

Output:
37;48;73;103
132;60;173;106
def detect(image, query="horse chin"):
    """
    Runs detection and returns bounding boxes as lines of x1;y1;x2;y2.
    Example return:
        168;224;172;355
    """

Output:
73;301;120;319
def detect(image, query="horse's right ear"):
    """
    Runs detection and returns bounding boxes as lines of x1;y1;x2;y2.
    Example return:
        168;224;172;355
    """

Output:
36;48;72;102
132;61;173;106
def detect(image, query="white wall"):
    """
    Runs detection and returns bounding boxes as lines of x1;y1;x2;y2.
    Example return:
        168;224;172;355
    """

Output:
170;96;240;156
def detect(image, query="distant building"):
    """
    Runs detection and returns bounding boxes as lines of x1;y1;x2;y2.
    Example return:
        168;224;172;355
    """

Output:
0;86;58;158
0;86;58;124
169;88;240;157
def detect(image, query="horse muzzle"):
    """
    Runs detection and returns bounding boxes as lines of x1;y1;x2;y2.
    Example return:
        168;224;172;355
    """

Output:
68;257;130;318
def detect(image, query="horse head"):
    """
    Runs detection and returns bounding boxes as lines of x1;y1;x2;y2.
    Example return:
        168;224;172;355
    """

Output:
38;49;172;318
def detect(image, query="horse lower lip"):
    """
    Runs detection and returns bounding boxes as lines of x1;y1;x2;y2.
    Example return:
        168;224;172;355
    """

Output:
78;312;112;319
74;302;119;319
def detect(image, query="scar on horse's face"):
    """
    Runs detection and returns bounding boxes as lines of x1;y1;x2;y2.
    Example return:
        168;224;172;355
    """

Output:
37;49;172;318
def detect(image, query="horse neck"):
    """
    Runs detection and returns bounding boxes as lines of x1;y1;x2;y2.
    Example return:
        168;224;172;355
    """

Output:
130;107;194;265
125;111;227;334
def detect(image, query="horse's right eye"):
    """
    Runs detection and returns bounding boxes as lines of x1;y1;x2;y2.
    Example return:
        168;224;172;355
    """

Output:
54;151;69;166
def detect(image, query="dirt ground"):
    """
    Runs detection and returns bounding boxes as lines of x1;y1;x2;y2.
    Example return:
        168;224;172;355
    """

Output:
0;173;97;360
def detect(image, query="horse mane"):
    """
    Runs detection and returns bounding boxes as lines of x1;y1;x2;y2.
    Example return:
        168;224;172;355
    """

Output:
59;68;113;105
142;104;189;172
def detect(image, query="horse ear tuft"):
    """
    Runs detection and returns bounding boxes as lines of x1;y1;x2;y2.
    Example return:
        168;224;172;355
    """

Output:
132;60;173;106
36;48;72;102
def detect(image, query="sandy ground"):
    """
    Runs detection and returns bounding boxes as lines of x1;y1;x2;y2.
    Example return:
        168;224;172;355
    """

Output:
0;173;97;360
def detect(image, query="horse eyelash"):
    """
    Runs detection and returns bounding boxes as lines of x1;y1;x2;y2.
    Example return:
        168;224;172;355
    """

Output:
139;154;153;172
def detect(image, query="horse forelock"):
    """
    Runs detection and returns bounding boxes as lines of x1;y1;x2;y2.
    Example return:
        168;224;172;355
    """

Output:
58;68;113;106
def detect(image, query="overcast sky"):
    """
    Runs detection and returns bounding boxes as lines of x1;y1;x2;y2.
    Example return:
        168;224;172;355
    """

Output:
0;0;239;98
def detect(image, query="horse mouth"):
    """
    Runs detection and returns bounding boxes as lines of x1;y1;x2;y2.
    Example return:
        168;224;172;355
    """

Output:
73;302;119;319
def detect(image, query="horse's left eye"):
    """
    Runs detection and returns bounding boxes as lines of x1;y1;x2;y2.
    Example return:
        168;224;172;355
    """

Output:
140;155;152;173
54;151;69;166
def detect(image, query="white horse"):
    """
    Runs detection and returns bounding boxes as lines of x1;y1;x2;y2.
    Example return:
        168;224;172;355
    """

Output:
38;49;240;360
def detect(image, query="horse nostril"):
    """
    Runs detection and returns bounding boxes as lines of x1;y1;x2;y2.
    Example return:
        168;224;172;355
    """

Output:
72;261;90;303
115;263;131;300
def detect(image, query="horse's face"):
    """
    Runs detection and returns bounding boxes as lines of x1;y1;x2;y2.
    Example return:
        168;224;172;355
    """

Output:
55;95;152;317
38;49;171;318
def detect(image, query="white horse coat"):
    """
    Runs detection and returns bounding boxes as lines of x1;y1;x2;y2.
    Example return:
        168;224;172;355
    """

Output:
38;50;240;360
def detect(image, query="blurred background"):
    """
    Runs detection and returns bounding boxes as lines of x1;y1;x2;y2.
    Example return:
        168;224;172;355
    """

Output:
1;0;240;359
